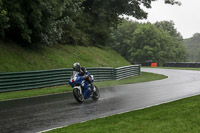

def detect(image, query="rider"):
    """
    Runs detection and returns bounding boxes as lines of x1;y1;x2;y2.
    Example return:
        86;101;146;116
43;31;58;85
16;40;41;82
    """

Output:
72;62;94;90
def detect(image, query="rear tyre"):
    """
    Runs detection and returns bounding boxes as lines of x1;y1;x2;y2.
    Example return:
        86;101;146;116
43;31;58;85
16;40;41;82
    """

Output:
92;85;100;101
73;88;84;103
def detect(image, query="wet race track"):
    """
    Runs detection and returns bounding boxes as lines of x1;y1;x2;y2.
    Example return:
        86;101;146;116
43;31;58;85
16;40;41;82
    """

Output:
1;68;200;133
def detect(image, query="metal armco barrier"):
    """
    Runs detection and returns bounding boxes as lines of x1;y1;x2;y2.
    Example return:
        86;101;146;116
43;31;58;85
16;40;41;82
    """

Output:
0;68;72;92
87;67;114;81
163;62;200;68
0;65;141;92
114;65;141;80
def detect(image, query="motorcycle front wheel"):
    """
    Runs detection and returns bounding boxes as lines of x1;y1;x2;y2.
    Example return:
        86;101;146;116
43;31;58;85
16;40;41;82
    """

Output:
92;85;100;101
73;88;84;103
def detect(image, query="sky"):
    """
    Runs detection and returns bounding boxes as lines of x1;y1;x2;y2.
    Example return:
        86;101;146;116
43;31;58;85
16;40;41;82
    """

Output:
130;0;200;39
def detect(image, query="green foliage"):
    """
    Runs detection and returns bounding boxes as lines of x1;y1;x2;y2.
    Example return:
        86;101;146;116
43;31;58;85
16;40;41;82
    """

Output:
39;0;85;45
109;20;140;60
131;23;162;62
2;0;33;42
0;10;9;37
108;20;187;64
1;0;82;45
184;33;200;61
195;48;200;62
154;20;188;62
78;0;157;46
0;0;181;45
154;20;183;40
0;0;9;37
74;0;181;46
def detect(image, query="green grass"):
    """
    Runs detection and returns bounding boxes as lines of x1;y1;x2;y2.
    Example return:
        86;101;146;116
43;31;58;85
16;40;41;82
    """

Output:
0;85;70;101
0;41;130;72
143;66;200;71
0;72;167;101
47;94;200;133
159;67;200;71
0;42;167;101
95;72;167;88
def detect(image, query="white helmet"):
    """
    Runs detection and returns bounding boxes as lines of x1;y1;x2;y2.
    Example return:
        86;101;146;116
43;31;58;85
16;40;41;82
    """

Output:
73;62;80;71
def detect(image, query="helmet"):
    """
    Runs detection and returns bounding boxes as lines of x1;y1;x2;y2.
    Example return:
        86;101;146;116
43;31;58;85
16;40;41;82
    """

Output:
73;62;80;71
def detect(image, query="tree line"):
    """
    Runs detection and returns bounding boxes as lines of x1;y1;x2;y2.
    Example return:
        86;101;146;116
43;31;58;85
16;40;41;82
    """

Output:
108;20;188;64
0;0;180;46
184;33;200;62
0;0;187;63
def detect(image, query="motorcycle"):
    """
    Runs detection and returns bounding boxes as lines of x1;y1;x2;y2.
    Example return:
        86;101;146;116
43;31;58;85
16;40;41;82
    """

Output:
69;71;100;103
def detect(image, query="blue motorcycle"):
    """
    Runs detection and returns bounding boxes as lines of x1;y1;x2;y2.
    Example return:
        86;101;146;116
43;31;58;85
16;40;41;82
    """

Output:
69;71;100;103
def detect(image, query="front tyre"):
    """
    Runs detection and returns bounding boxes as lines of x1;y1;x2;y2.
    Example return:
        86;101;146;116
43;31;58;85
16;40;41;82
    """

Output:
73;88;84;103
92;85;100;101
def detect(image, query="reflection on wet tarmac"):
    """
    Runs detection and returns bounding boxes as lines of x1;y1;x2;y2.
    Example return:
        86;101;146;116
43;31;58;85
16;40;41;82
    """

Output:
1;68;200;133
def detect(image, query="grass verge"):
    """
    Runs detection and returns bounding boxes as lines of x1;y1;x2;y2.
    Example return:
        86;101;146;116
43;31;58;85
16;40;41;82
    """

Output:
0;72;167;101
95;72;167;88
47;94;200;133
0;42;130;72
143;66;200;71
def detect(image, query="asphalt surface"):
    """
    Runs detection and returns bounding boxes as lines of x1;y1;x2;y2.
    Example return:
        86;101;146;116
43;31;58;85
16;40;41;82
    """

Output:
1;68;200;133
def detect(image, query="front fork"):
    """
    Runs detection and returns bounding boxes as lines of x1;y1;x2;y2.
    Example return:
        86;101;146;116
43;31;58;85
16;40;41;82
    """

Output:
90;83;96;92
74;86;82;95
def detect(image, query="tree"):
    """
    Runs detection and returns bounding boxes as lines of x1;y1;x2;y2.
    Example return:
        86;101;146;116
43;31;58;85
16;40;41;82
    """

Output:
195;48;200;62
1;0;82;45
165;0;181;5
79;0;181;46
154;20;183;40
0;0;9;37
184;33;200;61
0;0;181;46
109;20;187;64
131;23;163;63
131;23;187;63
108;20;139;59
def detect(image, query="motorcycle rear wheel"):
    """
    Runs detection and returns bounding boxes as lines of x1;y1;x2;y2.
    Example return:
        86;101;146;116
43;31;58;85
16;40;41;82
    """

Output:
73;88;84;103
92;85;100;101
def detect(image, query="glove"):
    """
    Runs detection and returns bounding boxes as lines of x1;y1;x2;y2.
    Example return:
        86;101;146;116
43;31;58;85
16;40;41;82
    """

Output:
84;75;91;81
84;75;89;80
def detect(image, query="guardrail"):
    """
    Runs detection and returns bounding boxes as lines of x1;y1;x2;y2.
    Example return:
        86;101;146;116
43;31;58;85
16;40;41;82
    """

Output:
0;65;140;92
87;67;114;81
163;62;200;68
114;65;141;80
